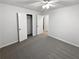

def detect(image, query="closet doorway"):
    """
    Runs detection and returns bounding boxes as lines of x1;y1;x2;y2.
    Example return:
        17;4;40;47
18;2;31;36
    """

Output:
27;14;33;38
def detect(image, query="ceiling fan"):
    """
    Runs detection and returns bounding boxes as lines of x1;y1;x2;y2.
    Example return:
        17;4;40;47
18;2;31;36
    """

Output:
41;0;59;9
25;0;76;9
28;0;59;9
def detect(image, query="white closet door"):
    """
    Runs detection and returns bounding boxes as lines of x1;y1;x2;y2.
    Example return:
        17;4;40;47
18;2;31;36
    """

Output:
37;15;44;34
18;13;27;42
32;15;37;36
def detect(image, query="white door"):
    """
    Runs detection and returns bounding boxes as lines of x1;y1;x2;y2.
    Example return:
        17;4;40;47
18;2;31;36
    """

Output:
37;15;44;34
32;15;37;36
18;13;27;42
44;15;49;32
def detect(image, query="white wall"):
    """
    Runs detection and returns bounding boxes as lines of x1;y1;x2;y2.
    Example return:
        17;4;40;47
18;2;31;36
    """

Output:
0;3;40;48
48;4;79;47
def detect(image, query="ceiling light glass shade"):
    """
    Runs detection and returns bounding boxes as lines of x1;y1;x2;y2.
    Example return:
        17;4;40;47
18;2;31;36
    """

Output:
42;4;56;9
46;4;50;9
42;5;46;9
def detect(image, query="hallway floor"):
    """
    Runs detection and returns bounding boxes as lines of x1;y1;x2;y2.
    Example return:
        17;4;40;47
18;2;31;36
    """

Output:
1;33;79;59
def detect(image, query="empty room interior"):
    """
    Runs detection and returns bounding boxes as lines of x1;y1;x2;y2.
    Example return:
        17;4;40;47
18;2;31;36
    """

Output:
1;0;79;59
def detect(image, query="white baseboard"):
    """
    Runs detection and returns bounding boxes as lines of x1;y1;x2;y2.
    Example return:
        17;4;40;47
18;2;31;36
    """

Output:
0;40;18;48
48;34;79;48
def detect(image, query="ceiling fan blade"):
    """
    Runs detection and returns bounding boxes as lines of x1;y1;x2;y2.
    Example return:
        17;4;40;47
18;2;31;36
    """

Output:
28;2;43;7
60;0;77;2
49;0;77;3
49;4;56;7
17;0;42;5
48;0;59;4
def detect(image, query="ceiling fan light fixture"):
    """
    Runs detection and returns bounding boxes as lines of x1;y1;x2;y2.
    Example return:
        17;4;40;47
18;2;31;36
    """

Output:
42;4;49;9
42;5;46;9
46;4;50;9
42;0;57;9
42;4;56;9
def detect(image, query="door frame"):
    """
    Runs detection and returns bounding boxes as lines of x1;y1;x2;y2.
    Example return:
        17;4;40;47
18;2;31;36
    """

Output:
27;14;33;37
16;13;20;42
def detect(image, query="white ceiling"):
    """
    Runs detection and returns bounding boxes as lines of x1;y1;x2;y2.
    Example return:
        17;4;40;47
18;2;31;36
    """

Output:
0;0;79;12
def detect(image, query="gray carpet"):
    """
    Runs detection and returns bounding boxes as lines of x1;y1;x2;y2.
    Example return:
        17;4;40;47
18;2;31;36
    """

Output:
1;34;79;59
